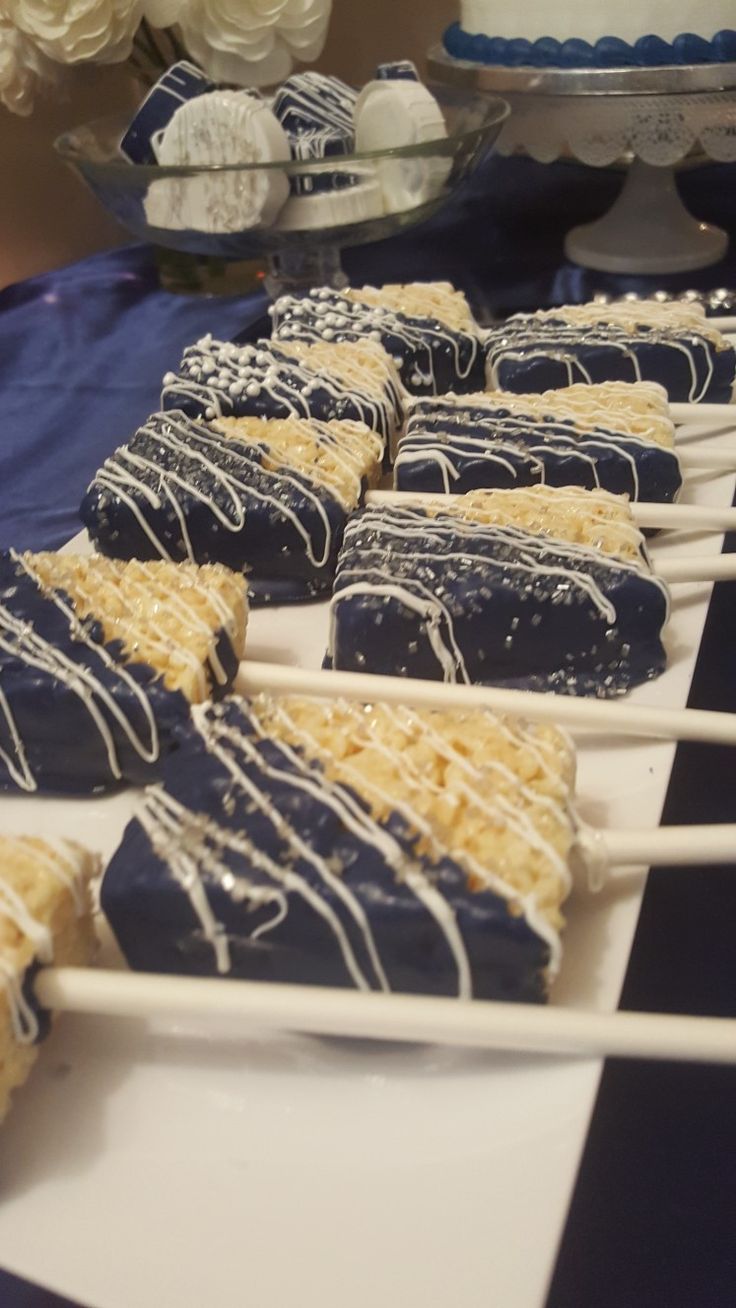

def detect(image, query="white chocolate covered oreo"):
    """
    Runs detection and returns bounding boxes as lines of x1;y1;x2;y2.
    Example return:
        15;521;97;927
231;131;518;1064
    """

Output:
354;78;451;213
146;89;291;233
275;167;384;230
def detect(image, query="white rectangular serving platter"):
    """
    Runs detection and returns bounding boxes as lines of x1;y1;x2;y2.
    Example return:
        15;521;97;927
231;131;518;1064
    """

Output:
0;428;734;1308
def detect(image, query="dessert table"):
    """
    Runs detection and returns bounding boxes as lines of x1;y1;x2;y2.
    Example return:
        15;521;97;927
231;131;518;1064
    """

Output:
1;152;736;1308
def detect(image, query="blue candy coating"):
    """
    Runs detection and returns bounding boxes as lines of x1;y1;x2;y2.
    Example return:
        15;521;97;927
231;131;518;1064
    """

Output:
120;61;214;165
101;698;552;1001
376;60;420;81
0;552;203;793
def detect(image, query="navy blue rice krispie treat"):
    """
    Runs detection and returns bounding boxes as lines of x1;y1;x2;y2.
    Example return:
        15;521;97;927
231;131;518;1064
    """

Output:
0;551;246;793
160;335;403;451
101;692;576;1002
81;412;383;604
395;381;682;503
271;282;486;395
327;486;670;697
484;303;736;403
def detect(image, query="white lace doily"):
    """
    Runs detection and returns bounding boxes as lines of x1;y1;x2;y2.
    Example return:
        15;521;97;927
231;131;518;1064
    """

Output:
496;90;736;166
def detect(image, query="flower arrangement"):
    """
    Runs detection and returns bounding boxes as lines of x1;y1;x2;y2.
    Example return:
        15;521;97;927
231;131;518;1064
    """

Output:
0;0;333;114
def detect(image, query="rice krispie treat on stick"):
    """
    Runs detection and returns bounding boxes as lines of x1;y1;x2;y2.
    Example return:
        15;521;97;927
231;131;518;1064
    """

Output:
0;552;247;793
328;485;670;697
161;336;403;452
101;694;576;1002
271;281;486;395
0;836;97;1122
396;381;682;503
484;302;736;403
81;413;383;604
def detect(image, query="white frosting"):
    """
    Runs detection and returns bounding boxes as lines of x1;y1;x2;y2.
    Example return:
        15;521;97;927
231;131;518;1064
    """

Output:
459;0;735;43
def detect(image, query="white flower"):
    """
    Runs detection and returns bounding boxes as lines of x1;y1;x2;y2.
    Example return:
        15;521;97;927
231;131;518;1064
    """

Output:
4;0;143;65
0;22;49;114
177;0;332;88
142;0;183;25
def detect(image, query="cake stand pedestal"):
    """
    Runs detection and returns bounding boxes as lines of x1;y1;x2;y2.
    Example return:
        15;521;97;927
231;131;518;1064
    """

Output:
427;53;736;274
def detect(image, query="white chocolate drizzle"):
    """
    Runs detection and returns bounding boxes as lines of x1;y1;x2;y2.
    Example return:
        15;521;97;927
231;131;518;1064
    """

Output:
161;335;402;438
271;285;483;392
274;72;357;154
89;410;377;573
329;500;670;684
483;304;734;403
132;695;573;996
0;550;163;790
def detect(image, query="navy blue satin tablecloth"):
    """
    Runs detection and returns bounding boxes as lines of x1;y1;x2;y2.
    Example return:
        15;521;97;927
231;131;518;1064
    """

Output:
1;154;736;1307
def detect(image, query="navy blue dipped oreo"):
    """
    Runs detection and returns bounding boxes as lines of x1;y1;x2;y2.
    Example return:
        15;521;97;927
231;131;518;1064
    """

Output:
273;71;358;197
120;60;215;164
375;60;421;81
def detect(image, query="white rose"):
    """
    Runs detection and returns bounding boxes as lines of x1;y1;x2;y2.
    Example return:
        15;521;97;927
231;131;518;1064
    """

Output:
4;0;143;64
142;0;183;25
0;23;50;113
177;0;332;88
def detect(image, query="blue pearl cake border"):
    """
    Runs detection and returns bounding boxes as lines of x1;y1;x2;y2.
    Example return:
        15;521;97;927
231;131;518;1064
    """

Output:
442;24;736;69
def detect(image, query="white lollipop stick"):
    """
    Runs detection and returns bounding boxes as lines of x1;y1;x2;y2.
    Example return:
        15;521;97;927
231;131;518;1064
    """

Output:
32;967;736;1066
678;449;736;471
575;822;736;890
669;402;736;426
709;316;736;332
656;556;736;584
597;823;736;868
630;502;736;532
365;488;736;534
234;661;736;747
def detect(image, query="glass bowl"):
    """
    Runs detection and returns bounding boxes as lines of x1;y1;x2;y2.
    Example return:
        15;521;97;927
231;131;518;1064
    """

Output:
54;91;508;296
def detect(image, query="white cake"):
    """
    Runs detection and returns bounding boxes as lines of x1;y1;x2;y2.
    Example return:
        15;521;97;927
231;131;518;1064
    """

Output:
444;1;736;67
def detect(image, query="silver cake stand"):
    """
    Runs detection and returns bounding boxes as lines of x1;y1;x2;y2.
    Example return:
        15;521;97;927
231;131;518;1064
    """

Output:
428;49;736;274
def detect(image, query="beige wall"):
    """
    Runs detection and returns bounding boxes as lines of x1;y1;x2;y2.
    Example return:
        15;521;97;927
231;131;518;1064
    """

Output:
0;0;455;288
